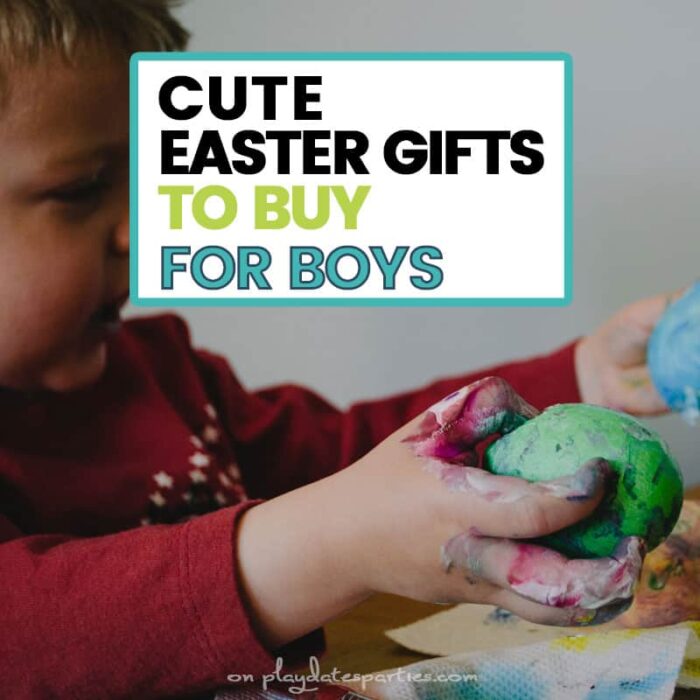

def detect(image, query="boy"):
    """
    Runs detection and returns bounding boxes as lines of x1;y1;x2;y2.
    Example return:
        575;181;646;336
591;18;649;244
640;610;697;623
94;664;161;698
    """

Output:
0;1;675;697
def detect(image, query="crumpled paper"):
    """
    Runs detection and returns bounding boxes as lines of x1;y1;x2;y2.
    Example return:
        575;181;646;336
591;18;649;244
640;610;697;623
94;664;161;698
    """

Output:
385;604;700;692
366;625;691;700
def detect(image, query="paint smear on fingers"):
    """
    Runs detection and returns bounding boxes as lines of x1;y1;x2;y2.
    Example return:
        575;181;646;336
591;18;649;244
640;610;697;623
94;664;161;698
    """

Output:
442;533;643;610
404;377;538;464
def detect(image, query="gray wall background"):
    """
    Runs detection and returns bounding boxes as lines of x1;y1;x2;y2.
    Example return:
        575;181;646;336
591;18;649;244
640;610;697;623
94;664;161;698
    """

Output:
134;1;698;479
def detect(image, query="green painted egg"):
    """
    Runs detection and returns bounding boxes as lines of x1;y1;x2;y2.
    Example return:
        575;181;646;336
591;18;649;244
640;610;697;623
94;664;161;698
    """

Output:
483;403;684;558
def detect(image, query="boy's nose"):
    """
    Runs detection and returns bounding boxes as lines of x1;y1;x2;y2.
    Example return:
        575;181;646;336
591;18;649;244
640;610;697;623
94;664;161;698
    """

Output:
111;214;130;256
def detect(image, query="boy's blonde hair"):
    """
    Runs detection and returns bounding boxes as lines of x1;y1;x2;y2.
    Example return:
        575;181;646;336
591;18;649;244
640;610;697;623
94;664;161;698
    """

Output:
0;0;188;97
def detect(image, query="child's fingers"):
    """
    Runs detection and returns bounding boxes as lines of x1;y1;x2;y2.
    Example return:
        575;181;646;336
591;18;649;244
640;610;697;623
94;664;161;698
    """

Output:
616;366;668;416
623;288;688;333
443;533;644;610
610;288;689;367
490;588;633;628
404;377;538;463
432;458;610;539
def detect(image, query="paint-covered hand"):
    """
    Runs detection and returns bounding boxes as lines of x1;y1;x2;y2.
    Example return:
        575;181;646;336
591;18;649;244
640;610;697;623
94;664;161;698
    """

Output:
615;500;700;629
575;290;683;415
347;377;644;627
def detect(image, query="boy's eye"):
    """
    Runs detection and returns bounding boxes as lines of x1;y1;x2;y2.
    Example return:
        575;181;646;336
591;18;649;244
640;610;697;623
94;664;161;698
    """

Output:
47;174;110;204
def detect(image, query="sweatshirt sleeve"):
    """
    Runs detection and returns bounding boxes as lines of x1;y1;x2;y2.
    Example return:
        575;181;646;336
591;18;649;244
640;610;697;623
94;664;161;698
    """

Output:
0;502;320;699
196;341;582;499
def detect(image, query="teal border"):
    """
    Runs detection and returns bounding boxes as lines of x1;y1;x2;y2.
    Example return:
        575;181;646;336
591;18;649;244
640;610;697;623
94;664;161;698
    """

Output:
129;52;573;307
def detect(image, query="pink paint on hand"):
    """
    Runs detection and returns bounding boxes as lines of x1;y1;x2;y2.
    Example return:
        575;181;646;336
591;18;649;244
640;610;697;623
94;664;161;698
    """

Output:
505;537;644;609
404;377;539;466
442;532;644;611
408;379;609;505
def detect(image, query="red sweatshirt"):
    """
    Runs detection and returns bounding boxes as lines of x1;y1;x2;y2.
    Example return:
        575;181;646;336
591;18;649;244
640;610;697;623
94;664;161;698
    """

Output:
0;314;581;699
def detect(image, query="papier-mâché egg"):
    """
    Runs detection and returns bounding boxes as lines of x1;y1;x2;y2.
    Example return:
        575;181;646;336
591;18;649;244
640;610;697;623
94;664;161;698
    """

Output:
648;282;700;420
484;403;683;558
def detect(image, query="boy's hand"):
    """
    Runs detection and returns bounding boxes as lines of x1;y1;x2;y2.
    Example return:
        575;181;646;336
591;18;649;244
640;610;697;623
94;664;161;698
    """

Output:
575;290;684;415
237;378;644;650
341;377;643;628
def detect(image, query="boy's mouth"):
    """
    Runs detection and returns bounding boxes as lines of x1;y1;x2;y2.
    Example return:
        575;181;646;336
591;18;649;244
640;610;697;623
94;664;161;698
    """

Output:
90;293;128;334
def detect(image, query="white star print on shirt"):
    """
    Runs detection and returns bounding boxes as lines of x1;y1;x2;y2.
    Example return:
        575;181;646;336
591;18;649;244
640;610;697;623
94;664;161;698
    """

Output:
189;452;210;468
189;469;207;484
202;425;220;443
140;396;247;525
190;435;204;449
153;471;174;489
149;492;166;508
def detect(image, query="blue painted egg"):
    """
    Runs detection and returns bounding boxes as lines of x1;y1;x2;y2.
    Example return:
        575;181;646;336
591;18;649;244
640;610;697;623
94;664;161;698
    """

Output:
648;282;700;418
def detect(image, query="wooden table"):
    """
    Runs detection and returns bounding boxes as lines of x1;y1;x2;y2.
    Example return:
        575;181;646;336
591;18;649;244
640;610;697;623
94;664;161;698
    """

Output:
320;486;700;697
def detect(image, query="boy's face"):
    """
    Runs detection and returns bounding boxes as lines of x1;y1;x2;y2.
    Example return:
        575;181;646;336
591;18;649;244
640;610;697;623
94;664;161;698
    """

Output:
0;49;130;392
